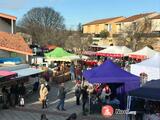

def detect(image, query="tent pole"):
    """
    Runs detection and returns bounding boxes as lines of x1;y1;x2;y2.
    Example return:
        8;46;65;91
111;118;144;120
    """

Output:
126;96;131;120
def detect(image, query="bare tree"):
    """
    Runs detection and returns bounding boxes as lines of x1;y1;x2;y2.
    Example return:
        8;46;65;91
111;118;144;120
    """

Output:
116;17;155;50
18;7;65;45
65;31;92;53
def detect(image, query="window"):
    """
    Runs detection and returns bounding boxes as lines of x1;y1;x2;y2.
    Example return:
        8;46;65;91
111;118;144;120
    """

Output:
105;24;112;32
108;24;112;31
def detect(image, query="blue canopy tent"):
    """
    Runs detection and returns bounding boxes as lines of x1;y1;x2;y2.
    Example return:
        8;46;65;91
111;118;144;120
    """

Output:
126;80;160;120
83;60;140;109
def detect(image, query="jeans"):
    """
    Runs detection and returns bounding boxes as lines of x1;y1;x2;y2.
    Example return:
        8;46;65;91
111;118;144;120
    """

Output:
82;100;87;114
57;99;65;110
70;72;75;81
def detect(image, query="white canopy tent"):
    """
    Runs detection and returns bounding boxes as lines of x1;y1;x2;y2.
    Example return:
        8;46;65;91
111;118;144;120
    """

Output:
96;46;132;57
131;53;160;81
128;46;158;59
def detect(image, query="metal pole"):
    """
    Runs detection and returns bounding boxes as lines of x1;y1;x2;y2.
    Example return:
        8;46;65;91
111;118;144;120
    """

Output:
89;93;91;114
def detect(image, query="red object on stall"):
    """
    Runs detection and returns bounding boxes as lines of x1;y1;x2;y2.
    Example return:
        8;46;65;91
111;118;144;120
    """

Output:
83;60;98;67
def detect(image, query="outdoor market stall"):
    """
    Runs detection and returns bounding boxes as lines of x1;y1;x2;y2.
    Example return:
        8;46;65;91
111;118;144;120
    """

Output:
83;60;140;111
45;47;87;83
45;47;73;62
128;46;158;59
127;80;160;120
131;53;160;82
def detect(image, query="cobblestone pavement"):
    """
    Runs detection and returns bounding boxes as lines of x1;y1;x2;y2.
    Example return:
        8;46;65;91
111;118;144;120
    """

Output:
0;80;126;120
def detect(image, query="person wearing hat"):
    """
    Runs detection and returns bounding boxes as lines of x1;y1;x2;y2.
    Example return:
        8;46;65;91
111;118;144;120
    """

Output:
39;84;48;109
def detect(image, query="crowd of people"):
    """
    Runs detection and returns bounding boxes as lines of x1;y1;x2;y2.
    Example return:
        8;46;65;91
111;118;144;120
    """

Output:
0;58;142;120
1;83;26;109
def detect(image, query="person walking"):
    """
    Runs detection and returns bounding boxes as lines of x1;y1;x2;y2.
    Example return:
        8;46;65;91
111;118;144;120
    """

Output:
81;86;88;115
56;83;66;111
75;83;81;105
70;62;75;81
39;84;49;109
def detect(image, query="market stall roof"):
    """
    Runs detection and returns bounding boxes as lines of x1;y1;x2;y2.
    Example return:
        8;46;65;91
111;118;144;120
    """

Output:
83;60;140;92
13;68;43;78
129;80;160;101
133;53;160;68
82;51;96;56
128;46;159;59
130;53;160;80
96;46;132;57
64;55;89;61
0;70;17;78
45;47;72;58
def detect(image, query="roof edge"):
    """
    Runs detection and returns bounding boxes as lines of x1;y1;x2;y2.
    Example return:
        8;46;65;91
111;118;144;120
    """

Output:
0;46;33;56
83;16;125;26
0;13;17;20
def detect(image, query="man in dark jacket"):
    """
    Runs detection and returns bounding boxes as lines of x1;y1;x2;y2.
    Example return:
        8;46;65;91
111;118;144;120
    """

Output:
75;84;81;105
56;83;66;111
81;86;88;115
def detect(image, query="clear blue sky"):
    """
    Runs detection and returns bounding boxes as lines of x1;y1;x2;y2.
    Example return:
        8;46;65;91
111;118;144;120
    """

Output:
0;0;160;29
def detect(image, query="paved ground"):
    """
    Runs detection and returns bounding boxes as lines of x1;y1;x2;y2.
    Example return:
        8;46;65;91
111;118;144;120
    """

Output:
0;80;126;120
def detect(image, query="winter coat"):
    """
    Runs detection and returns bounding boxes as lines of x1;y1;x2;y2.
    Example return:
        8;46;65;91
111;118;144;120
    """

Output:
39;86;48;101
57;86;66;99
75;86;81;98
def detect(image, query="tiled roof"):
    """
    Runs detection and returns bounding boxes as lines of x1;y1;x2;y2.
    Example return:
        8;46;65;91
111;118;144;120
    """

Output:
151;15;160;19
83;16;124;25
45;44;57;51
118;12;155;23
0;13;16;20
0;32;33;55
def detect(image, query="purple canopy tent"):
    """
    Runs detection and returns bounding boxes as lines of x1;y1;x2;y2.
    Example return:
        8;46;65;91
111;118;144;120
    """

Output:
83;60;140;93
83;60;140;109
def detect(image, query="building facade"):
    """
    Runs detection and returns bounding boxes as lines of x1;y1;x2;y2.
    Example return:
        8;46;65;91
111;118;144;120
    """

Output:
116;12;159;34
0;13;16;34
83;16;126;36
151;15;160;33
